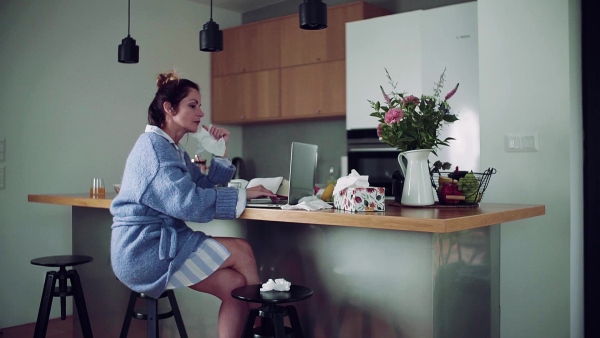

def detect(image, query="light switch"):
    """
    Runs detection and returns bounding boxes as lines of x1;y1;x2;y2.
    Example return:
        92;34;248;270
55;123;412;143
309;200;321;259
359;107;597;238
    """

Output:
0;167;5;190
506;136;521;150
505;133;539;152
0;138;5;162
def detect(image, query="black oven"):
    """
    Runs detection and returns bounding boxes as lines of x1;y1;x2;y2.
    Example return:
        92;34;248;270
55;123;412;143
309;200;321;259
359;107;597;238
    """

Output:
346;129;401;197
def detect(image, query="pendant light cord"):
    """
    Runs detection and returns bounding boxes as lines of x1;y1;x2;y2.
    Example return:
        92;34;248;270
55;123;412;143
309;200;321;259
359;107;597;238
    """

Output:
210;0;213;20
127;0;131;37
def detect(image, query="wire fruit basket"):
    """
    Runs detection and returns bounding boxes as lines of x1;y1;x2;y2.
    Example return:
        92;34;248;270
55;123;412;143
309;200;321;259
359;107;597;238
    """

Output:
430;168;497;205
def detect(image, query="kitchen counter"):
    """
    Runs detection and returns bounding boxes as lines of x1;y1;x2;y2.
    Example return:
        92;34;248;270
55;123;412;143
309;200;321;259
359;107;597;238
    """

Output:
27;192;545;337
27;192;544;233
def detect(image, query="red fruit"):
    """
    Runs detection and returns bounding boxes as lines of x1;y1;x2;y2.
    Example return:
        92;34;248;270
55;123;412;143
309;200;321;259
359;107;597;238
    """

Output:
441;183;462;204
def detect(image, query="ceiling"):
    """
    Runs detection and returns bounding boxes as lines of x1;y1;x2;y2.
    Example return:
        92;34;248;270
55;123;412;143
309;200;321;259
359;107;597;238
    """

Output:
191;0;288;13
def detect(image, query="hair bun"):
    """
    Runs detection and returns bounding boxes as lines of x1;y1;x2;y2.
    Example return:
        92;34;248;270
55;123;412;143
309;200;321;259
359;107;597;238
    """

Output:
156;71;180;87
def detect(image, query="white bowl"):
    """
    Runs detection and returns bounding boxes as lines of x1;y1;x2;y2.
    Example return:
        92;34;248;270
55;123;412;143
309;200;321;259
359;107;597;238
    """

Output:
113;184;121;193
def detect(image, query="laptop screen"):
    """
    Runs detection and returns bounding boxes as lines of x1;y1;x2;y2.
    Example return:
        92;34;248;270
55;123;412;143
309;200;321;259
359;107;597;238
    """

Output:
288;142;319;204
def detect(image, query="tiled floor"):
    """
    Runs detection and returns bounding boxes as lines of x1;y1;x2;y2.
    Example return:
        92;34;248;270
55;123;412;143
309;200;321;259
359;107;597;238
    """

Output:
0;316;73;338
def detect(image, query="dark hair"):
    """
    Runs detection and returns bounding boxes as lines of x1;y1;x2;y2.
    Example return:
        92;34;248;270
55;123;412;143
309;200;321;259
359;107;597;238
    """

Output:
148;71;200;127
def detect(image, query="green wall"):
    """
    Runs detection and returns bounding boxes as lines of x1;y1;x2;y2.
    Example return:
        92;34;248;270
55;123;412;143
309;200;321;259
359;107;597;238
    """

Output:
0;0;241;328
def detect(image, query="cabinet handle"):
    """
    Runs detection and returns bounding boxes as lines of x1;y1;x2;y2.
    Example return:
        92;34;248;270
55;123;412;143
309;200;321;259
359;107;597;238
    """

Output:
316;110;321;114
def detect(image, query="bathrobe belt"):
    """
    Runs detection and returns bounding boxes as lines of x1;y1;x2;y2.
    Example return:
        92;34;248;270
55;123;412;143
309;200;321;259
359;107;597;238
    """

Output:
112;215;180;261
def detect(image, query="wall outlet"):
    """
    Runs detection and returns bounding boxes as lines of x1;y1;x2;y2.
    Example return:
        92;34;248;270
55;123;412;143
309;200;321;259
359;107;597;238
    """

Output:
505;133;539;152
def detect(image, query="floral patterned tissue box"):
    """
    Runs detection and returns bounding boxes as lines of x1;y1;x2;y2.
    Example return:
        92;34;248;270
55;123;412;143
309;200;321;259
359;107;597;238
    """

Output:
333;187;386;212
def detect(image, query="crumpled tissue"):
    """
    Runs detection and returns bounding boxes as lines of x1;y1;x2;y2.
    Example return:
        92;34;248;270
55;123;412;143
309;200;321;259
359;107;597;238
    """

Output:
191;125;226;157
260;278;291;292
280;196;334;211
333;169;369;196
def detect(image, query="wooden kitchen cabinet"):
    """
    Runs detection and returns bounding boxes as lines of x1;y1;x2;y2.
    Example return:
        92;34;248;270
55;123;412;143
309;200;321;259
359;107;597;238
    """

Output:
211;19;281;77
280;1;392;67
211;70;280;124
210;1;391;124
280;60;345;119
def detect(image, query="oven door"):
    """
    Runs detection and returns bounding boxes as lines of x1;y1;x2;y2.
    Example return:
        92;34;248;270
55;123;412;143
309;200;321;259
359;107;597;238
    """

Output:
347;138;399;197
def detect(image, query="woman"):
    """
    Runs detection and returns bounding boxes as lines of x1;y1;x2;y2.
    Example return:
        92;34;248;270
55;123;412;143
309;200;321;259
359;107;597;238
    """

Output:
110;71;274;337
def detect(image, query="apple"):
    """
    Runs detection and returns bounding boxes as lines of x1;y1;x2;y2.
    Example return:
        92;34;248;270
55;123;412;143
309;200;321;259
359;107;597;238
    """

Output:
440;183;462;204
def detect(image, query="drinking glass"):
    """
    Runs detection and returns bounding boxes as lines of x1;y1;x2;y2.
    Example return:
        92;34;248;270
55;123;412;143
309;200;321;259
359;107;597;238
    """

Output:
90;178;105;196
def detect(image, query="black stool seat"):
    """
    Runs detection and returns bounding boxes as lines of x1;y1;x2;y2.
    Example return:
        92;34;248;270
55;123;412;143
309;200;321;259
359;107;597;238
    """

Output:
232;285;313;338
31;255;94;338
120;289;188;338
31;255;93;268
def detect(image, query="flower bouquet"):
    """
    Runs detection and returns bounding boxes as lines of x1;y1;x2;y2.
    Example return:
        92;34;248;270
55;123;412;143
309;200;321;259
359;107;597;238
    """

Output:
368;68;460;155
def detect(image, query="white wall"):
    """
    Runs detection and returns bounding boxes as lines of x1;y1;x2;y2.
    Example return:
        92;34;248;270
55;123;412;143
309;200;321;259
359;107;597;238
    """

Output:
479;0;581;337
0;0;241;328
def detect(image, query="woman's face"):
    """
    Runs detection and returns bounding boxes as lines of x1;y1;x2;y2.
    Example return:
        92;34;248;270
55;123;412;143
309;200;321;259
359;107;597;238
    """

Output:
172;88;204;134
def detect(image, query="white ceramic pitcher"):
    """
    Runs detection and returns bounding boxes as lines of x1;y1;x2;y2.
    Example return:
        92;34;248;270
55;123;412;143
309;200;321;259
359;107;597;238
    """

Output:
398;149;435;206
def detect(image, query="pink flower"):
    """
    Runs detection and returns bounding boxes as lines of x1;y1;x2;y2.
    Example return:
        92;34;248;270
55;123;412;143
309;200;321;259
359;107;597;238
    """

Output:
384;108;404;125
445;83;460;100
402;95;420;106
380;86;390;105
377;123;383;137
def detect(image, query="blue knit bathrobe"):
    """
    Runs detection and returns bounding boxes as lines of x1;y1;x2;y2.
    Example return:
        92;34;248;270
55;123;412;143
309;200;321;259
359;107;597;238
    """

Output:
110;132;239;298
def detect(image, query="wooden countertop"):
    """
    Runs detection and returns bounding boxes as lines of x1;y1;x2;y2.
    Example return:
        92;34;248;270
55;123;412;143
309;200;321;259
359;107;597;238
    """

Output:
27;193;545;233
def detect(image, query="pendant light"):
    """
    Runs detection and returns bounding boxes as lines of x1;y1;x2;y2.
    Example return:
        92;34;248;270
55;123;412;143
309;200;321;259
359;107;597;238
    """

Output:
200;0;223;52
300;0;327;30
118;0;139;63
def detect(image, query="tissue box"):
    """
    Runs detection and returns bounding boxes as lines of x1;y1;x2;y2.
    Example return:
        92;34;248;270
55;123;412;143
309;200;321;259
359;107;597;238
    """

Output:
334;187;386;212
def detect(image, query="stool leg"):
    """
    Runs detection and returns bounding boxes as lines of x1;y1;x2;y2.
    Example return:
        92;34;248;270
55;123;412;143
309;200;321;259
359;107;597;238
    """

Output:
120;291;138;338
242;309;259;338
286;305;305;338
166;290;188;338
33;271;57;338
58;268;67;320
272;310;286;338
69;270;94;338
147;297;159;338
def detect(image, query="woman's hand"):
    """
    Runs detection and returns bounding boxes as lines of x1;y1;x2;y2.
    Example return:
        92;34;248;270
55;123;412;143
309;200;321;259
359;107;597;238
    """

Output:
204;125;230;144
203;125;230;157
246;185;277;200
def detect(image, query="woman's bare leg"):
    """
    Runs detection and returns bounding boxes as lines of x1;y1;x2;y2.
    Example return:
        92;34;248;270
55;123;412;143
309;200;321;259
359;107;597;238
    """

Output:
212;237;260;285
190;269;247;338
188;237;260;338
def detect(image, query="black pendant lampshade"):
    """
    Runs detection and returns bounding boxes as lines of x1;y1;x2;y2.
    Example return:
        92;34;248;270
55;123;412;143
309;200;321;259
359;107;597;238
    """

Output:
118;0;139;63
300;0;327;30
200;0;223;52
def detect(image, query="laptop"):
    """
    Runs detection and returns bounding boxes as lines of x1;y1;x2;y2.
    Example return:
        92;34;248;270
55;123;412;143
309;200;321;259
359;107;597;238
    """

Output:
246;142;318;208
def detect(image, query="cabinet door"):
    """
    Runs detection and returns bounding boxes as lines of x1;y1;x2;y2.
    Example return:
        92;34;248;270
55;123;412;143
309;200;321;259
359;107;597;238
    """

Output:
212;70;280;124
280;3;362;67
280;60;345;118
279;15;327;67
346;10;423;130
212;19;281;76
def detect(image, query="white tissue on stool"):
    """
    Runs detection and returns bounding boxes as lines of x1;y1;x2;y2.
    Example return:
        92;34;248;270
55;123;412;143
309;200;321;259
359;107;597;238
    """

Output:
260;278;291;292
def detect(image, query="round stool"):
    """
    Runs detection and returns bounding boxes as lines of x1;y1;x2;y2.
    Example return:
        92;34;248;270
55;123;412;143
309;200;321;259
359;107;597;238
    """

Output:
119;289;188;338
231;284;313;338
30;255;94;338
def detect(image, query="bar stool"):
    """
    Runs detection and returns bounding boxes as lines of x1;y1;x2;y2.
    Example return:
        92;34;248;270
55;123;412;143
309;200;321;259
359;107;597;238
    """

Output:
30;254;94;338
120;289;188;338
231;284;313;338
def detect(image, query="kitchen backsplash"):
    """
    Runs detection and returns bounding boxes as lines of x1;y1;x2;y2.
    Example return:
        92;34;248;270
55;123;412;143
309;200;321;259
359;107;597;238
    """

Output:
242;119;347;185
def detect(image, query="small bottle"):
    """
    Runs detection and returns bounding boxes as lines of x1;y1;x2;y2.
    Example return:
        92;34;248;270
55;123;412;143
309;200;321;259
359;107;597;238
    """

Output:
327;166;336;185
